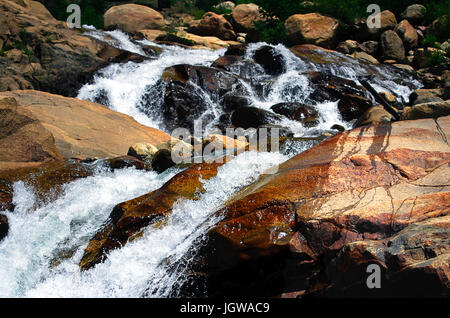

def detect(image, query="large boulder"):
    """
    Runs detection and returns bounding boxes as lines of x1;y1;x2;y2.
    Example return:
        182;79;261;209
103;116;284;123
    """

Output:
0;90;170;159
0;214;8;242
204;116;450;296
190;12;236;41
231;3;264;33
79;160;226;270
380;30;405;62
395;20;418;50
253;45;286;75
285;13;340;49
0;96;63;171
104;4;165;33
401;4;426;25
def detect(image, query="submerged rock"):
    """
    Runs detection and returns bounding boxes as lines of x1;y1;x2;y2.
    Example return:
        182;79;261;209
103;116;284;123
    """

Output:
0;161;94;211
203;116;450;297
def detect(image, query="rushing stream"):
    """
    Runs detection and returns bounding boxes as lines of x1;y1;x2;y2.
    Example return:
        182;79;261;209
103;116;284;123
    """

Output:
0;29;422;297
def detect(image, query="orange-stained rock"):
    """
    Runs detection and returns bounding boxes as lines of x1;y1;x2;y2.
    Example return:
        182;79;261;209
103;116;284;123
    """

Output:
205;116;450;296
0;91;170;159
0;96;63;171
79;160;226;270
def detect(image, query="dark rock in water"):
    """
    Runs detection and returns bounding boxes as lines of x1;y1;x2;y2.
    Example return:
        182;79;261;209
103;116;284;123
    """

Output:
231;107;282;129
162;64;240;96
0;214;8;242
337;94;373;121
256;124;294;137
359;41;379;57
103;156;149;171
97;45;149;64
253;46;286;76
0;162;94;212
271;102;319;127
154;64;241;131
222;93;250;111
162;80;210;132
91;89;110;106
152;149;175;173
331;124;345;132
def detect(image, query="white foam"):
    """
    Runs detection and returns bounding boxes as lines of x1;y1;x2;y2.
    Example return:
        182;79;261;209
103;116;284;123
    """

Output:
4;152;287;298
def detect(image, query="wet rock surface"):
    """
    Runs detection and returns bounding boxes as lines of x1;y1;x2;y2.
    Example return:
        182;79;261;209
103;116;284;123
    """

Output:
201;116;450;297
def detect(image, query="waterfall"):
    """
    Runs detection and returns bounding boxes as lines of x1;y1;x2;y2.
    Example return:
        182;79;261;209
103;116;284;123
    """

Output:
0;152;286;297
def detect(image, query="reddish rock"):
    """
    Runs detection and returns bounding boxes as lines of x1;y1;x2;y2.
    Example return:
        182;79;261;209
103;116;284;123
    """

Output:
205;116;450;296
